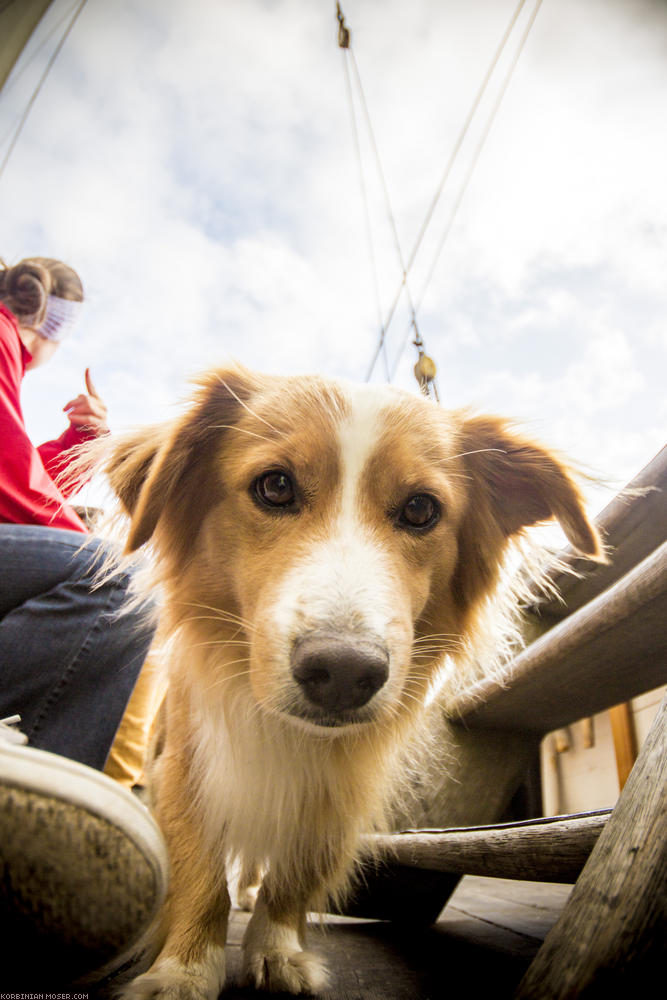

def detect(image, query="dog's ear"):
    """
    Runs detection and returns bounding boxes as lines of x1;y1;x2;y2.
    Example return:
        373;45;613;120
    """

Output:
453;413;605;609
120;365;257;554
459;414;603;555
103;424;168;518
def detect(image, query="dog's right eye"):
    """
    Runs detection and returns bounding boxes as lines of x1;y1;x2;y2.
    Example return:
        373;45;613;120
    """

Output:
397;493;440;531
253;470;297;510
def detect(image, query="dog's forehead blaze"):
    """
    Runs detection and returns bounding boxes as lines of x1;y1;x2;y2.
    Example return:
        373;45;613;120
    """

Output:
334;384;391;506
337;386;464;516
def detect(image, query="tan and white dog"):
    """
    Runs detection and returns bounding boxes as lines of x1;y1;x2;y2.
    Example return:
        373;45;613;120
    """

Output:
100;365;602;998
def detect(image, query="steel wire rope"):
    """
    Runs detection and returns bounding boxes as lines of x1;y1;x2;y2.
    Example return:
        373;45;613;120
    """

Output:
389;0;543;381
0;0;88;183
345;47;423;383
355;0;529;383
371;0;528;382
0;0;81;149
338;5;421;383
0;0;80;100
340;42;391;380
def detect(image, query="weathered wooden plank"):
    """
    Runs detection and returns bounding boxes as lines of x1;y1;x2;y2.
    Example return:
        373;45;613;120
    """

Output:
443;876;572;951
367;811;609;884
453;541;667;735
222;876;572;998
515;693;667;997
535;443;667;622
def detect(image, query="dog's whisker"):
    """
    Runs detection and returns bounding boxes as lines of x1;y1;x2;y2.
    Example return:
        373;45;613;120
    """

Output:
212;372;286;439
201;665;252;689
397;691;428;713
412;645;464;658
175;598;248;617
201;667;253;694
412;644;450;652
411;653;451;664
181;613;248;628
412;646;462;657
180;617;252;642
413;631;463;641
413;631;463;642
175;602;257;633
211;424;277;447
447;447;508;461
412;640;462;652
187;642;251;662
411;644;462;657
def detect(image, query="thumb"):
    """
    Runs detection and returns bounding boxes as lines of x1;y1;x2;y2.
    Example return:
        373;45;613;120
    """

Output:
84;367;100;399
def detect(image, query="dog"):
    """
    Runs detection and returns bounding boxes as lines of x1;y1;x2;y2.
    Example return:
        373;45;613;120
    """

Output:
98;364;602;997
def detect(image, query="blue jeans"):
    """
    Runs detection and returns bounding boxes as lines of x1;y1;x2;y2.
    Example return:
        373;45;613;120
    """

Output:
0;524;155;770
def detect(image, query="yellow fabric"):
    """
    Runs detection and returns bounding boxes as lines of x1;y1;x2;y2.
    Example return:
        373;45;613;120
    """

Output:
104;656;167;788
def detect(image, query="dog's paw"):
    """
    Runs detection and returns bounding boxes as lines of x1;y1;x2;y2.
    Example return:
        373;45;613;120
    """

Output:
243;946;328;994
242;900;327;994
236;862;263;912
121;948;225;1000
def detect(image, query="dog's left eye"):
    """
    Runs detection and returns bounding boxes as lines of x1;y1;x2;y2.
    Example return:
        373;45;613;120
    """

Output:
253;470;297;510
397;494;440;531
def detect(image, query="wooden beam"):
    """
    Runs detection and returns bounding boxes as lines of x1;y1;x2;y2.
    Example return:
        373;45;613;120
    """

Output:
367;811;609;885
515;692;666;997
534;444;667;623
453;541;667;735
608;701;638;789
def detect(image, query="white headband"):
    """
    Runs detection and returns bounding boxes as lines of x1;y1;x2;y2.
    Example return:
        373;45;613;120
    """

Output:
36;294;82;342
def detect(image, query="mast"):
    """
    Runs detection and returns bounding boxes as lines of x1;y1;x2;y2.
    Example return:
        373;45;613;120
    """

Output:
0;0;53;92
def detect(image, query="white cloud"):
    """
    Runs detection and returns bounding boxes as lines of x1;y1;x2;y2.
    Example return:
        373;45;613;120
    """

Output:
1;0;665;501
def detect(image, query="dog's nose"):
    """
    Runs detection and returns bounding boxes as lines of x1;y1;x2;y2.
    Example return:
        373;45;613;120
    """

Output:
291;632;389;712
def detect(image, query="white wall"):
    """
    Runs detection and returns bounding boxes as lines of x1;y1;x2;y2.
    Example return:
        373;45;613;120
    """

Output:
540;685;665;816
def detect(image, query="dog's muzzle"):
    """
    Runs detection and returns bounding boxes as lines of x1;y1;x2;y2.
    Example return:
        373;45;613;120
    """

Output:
290;630;389;725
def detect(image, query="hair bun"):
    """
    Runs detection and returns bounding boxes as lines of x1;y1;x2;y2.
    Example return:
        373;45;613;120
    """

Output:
0;257;82;326
0;259;50;325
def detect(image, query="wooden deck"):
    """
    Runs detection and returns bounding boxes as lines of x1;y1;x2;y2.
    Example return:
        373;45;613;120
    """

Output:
222;876;572;998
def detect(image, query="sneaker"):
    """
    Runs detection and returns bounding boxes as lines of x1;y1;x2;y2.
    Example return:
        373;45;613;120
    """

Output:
0;713;28;745
0;720;168;990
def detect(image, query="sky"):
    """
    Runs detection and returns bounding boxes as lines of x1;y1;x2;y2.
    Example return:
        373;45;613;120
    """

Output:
1;0;666;524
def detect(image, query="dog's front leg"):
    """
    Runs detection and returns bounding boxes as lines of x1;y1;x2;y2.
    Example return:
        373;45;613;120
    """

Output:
125;753;230;1000
237;860;263;912
242;876;329;995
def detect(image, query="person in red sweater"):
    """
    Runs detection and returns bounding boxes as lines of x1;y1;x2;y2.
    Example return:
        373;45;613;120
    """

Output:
0;257;154;769
0;259;165;990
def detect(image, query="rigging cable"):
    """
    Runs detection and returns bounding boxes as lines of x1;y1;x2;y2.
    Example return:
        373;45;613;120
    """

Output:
0;0;88;183
337;5;390;380
0;0;81;101
389;0;544;380
337;0;540;392
346;47;424;383
374;0;529;381
337;4;428;392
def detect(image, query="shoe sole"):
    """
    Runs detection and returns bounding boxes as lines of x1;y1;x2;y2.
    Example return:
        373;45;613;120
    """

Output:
0;742;168;989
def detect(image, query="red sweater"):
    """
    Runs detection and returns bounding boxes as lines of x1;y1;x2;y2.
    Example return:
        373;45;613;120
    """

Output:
0;304;92;532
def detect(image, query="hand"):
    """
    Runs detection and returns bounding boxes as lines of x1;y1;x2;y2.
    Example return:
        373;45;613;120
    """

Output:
63;368;109;436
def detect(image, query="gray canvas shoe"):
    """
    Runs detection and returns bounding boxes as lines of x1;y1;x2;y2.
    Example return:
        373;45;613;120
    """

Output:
0;718;168;990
